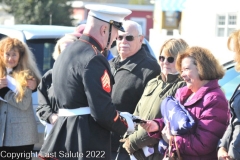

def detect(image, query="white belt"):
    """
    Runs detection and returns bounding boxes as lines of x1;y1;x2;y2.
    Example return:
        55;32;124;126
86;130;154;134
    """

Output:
58;107;90;116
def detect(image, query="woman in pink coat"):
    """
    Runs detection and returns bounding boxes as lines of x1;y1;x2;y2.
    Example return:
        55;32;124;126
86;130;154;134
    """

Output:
141;46;230;160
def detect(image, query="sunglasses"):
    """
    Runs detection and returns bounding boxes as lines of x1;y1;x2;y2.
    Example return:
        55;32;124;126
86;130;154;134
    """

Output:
159;56;174;63
117;35;139;41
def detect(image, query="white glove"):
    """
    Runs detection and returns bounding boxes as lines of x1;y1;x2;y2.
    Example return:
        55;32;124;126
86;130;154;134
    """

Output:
120;112;135;134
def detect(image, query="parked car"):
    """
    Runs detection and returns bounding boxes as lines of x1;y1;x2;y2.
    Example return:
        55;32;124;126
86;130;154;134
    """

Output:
0;24;76;150
219;60;239;100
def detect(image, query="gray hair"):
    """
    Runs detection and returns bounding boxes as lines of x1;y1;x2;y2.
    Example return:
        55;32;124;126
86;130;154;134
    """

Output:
122;20;143;35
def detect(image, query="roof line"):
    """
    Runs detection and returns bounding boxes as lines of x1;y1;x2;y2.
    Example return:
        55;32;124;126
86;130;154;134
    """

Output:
71;1;154;11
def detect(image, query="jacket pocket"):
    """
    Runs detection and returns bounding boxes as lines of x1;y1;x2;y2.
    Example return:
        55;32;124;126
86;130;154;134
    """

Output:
232;126;240;155
10;117;28;123
140;133;157;147
11;117;37;145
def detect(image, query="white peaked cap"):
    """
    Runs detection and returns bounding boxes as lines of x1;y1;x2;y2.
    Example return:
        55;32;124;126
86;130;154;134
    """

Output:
85;4;132;31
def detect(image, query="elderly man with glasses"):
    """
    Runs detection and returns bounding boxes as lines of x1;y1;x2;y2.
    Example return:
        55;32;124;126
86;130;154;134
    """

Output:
109;20;160;160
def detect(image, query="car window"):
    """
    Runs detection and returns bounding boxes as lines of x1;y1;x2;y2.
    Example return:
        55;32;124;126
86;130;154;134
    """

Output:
142;43;157;61
27;39;56;75
219;66;240;100
0;34;6;40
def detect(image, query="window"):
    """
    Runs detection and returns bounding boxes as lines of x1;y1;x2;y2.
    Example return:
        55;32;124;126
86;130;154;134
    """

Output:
27;39;56;75
216;13;237;37
164;11;178;27
217;28;225;37
228;15;237;25
219;65;240;100
218;16;225;25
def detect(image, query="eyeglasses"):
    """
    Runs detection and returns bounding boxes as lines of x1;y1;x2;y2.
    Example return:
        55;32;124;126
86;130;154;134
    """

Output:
117;35;140;41
159;56;174;63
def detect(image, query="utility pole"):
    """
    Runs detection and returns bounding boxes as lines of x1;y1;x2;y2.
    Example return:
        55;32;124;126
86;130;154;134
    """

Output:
49;13;52;25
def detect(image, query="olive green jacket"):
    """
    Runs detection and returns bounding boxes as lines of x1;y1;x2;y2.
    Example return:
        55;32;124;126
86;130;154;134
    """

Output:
129;73;186;160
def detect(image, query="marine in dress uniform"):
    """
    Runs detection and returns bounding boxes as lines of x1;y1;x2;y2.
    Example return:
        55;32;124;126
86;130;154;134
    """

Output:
38;4;134;160
36;25;85;140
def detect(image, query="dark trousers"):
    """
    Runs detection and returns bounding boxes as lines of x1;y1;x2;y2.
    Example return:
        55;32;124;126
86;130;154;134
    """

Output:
0;145;34;160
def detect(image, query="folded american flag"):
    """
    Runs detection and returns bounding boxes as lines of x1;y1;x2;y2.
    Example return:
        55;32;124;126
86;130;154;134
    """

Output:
158;96;195;155
161;96;195;135
158;139;168;155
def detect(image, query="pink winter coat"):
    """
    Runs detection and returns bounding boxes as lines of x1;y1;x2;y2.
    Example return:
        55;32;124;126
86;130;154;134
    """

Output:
150;80;230;160
175;79;230;160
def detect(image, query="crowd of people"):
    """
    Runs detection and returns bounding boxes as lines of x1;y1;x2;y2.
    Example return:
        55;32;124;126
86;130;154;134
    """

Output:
0;3;239;160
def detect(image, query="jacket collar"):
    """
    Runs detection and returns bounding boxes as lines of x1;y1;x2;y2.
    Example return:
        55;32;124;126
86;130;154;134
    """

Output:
112;47;147;72
158;73;181;83
6;67;13;75
80;34;104;52
230;84;240;104
181;79;220;106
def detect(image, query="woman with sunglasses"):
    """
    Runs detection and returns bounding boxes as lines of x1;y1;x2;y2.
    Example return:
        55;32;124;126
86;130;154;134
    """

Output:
141;46;230;160
218;30;240;160
121;38;188;160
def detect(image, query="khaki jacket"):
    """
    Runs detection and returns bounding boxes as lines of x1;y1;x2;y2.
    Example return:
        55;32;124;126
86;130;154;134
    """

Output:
129;74;186;160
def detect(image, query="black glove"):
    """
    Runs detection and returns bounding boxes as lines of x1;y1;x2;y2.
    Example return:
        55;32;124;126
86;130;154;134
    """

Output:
0;87;10;98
